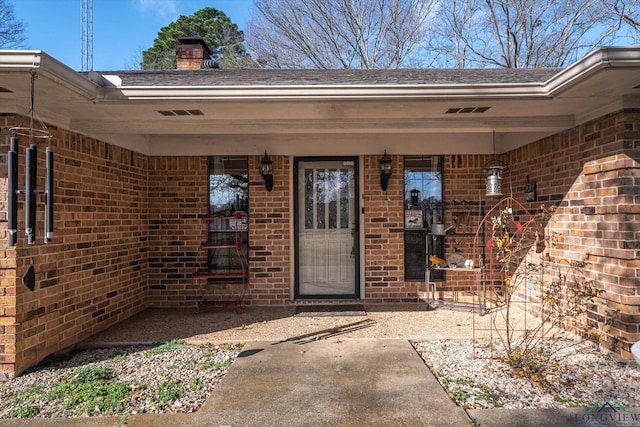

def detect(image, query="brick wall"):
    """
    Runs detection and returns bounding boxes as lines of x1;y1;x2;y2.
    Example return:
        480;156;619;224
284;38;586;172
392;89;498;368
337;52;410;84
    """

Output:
2;108;638;375
144;155;294;307
147;157;207;307
362;154;413;302
246;155;291;304
440;154;490;296
0;115;149;378
506;110;639;358
0;118;17;379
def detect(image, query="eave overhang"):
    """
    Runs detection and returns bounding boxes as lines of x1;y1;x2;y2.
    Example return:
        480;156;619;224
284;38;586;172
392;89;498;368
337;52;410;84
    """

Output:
1;47;639;156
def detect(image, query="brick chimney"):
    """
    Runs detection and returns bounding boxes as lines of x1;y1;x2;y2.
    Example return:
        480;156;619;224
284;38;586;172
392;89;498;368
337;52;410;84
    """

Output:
176;37;212;70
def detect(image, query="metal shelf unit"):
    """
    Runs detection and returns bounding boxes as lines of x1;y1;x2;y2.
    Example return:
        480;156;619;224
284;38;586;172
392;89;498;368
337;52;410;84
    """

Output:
192;212;248;310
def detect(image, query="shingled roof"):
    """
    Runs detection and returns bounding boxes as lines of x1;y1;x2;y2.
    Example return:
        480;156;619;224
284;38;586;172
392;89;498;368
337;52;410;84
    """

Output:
104;67;563;87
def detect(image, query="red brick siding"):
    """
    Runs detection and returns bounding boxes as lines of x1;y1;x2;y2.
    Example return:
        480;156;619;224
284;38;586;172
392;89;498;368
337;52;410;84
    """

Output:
2;109;639;376
440;154;490;294
247;155;291;305
147;157;207;307
506;109;640;358
362;154;411;302
0;116;148;377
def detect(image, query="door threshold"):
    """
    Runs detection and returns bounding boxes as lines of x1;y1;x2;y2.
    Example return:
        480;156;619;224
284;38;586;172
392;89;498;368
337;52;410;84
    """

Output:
294;304;366;317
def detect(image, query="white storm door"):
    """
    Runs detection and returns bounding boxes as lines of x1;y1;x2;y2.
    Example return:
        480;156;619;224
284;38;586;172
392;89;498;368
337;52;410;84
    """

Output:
296;159;358;298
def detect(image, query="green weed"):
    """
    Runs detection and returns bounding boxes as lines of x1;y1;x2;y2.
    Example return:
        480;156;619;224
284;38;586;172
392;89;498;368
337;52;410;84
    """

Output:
43;367;130;416
446;377;502;408
202;358;233;370
0;384;44;410
8;405;40;418
145;340;186;356
154;381;184;407
553;394;586;406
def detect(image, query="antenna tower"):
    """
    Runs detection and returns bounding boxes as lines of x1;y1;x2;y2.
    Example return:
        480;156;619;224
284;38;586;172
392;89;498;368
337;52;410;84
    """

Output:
81;0;93;71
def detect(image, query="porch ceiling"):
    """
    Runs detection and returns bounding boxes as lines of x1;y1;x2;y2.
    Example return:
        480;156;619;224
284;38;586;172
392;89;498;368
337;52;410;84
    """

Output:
1;47;640;156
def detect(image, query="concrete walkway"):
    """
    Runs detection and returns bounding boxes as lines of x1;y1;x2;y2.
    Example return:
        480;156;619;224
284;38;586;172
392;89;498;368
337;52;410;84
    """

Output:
127;338;472;426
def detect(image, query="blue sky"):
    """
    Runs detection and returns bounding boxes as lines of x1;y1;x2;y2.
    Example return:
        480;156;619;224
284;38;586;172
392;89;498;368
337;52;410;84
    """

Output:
12;0;254;71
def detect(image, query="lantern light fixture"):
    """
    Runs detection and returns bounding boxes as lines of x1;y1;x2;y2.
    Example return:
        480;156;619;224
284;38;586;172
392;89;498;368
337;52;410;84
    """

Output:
379;150;392;191
482;131;509;196
259;151;274;192
410;188;420;205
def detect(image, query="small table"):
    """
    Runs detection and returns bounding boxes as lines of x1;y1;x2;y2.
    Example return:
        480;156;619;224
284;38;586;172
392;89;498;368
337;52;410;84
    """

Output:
425;266;483;310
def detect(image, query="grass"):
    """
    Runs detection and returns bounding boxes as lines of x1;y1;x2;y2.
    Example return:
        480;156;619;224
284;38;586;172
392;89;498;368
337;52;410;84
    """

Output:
2;366;132;417
553;394;587;405
43;367;130;416
154;381;184;407
444;377;503;408
7;405;39;418
0;341;242;419
145;339;187;356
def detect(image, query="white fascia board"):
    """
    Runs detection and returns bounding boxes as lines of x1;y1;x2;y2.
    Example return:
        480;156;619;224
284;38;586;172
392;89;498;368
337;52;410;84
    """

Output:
544;46;640;96
117;82;548;100
0;50;44;68
116;46;640;102
0;50;99;100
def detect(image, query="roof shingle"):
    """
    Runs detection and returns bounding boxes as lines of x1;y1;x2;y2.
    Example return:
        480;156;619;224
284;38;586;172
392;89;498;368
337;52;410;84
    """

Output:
103;68;562;87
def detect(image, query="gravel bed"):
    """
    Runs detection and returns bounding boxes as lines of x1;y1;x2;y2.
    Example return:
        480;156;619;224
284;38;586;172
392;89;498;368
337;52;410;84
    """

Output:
0;341;242;419
2;305;639;419
413;338;640;410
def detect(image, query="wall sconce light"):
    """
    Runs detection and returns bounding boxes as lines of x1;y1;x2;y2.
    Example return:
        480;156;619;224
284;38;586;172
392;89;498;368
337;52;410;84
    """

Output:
525;175;537;202
379;150;392;191
482;131;509;196
259;151;274;192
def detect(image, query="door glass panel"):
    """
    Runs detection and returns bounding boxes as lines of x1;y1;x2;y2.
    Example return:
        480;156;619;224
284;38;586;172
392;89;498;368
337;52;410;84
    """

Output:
304;168;313;229
340;170;349;229
328;169;337;229
297;160;357;297
316;169;326;229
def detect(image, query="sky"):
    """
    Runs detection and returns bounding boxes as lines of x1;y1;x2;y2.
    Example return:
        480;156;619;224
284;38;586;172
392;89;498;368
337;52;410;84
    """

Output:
12;0;255;71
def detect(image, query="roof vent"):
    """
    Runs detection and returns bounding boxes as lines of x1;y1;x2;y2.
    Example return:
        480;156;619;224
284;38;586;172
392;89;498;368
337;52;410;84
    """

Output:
201;59;220;69
157;109;204;116
446;106;490;114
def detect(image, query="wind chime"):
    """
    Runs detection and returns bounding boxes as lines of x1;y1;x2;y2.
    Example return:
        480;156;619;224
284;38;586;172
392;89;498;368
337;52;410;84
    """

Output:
8;73;54;291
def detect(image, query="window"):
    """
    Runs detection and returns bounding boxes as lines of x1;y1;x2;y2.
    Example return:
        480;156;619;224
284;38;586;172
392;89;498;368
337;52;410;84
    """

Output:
404;155;444;281
207;156;248;278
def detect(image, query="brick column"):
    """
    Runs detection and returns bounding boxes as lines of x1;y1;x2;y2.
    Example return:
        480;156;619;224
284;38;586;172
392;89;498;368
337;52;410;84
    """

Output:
0;117;17;379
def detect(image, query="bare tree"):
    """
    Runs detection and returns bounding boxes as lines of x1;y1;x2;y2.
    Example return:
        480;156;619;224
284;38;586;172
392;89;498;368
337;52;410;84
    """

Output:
0;0;26;49
245;0;437;69
433;0;478;68
433;0;617;68
602;0;640;43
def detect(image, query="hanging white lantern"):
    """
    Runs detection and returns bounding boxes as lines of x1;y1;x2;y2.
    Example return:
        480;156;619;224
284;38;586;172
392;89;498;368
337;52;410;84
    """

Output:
484;163;508;196
482;130;509;197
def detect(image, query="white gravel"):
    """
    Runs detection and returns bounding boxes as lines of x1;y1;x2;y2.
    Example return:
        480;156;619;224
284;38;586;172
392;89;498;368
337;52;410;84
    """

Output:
413;338;640;410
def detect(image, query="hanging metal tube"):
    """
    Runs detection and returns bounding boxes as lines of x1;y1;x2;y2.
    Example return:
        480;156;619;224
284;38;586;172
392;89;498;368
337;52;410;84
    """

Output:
25;144;37;245
8;136;18;246
45;147;54;243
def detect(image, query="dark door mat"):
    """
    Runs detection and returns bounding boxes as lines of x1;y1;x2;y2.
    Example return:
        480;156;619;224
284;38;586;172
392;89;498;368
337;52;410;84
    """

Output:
295;304;366;317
